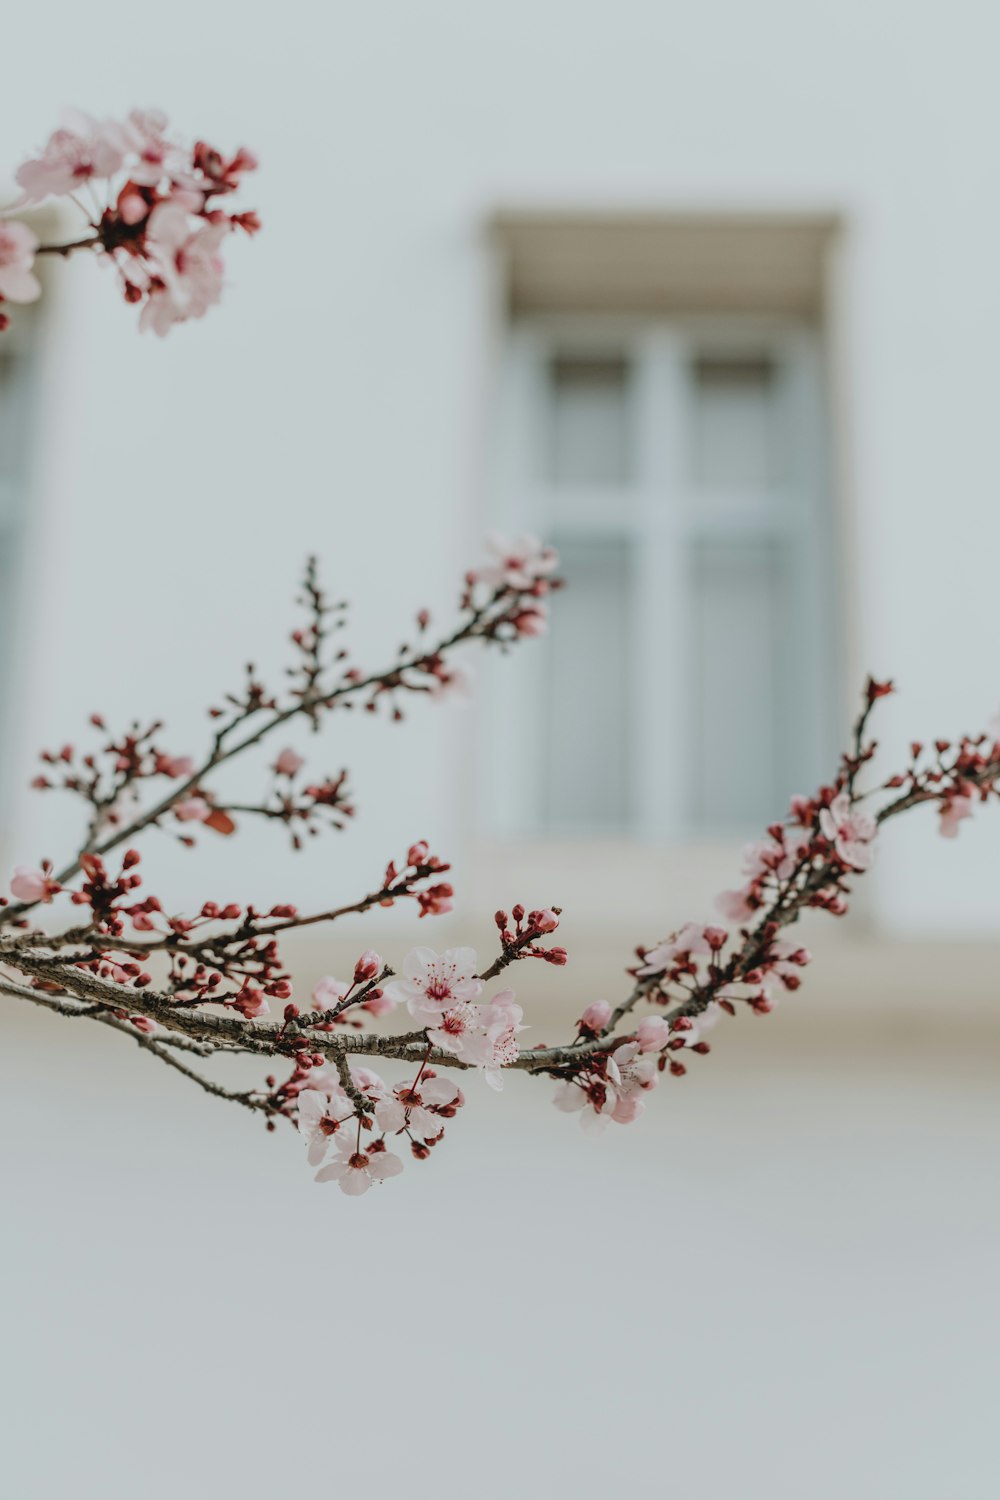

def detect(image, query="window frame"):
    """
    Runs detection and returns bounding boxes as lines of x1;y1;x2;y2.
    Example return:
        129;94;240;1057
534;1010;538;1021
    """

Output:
482;311;838;844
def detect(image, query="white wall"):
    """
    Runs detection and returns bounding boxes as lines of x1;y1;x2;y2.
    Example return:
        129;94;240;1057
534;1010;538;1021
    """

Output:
3;0;1000;938
5;998;1000;1500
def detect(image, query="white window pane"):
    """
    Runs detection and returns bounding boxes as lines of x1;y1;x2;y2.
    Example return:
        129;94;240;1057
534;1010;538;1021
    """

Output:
542;534;632;830
548;356;632;486
691;355;779;489
689;537;784;828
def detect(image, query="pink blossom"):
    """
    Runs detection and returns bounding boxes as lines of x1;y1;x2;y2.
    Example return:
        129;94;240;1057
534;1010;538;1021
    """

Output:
481;534;559;591
383;946;483;1022
939;794;976;839
818;793;877;871
312;975;350;1012
511;605;548;638
349;1066;392;1108
579;999;612;1032
10;866;59;903
606;1046;657;1124
174;796;210;823
375;1074;462;1138
554;1040;659;1130
361;991;396;1019
764;940;812;991
140;204;229;337
0;222;41;304
637;922;712;976
129;1016;157;1034
415;883;454;918
157;754;195;778
553;1081;591;1119
607;1041;658;1101
534;908;560;934
304;1062;388;1108
742;833;808;884
15;113;128;201
296;1088;354;1166
553;1075;646;1131
314;1136;404;1195
426;990;524;1089
122;108;181;187
636;1015;672;1052
274;747;304;777
716;887;754;922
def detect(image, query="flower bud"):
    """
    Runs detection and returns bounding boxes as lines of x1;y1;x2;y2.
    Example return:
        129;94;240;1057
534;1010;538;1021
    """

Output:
274;747;304;777
354;950;381;983
636;1016;671;1052
579;1000;612;1033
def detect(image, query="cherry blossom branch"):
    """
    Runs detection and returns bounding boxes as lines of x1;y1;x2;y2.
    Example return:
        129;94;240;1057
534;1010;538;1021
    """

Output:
5;674;1000;1187
0;975;270;1111
0;560;553;929
6;108;1000;1196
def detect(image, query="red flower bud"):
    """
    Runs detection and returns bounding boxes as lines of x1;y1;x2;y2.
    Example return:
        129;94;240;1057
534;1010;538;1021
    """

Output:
354;950;381;983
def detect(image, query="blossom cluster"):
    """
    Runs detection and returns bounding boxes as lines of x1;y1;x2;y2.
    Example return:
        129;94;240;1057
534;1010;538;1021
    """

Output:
1;108;258;333
296;1062;465;1195
384;946;526;1089
286;939;535;1191
539;682;1000;1133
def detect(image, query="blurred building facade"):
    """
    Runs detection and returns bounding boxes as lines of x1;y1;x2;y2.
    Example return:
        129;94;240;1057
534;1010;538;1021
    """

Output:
1;3;998;1020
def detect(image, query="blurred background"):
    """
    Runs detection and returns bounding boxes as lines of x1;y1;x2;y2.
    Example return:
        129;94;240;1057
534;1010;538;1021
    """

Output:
2;3;999;1496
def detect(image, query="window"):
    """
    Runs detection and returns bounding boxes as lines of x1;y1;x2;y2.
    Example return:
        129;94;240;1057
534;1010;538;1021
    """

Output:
487;311;837;841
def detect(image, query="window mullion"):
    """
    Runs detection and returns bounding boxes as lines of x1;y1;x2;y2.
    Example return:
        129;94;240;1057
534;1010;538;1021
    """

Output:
632;325;690;843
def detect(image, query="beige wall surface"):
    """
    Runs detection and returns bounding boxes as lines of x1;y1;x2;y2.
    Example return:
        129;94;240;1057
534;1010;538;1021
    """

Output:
3;1000;999;1500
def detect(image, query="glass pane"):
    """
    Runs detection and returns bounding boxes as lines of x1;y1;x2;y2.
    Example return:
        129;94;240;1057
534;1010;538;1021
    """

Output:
548;355;632;486
689;537;784;828
691;354;779;489
542;534;632;831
